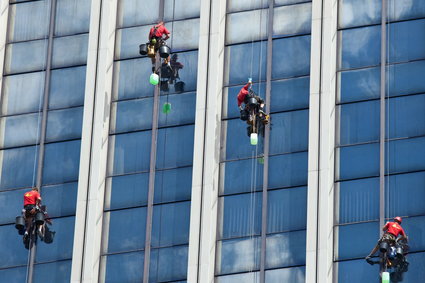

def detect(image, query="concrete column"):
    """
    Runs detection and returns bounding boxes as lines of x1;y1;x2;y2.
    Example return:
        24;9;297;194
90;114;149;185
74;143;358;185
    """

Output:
187;0;227;282
70;0;118;281
306;0;338;282
0;1;8;100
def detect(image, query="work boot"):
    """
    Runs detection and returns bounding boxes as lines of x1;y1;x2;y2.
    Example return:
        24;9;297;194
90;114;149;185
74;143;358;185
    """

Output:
365;256;374;265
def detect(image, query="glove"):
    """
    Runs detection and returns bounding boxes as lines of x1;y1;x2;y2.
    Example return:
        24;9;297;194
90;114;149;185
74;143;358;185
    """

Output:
239;106;244;111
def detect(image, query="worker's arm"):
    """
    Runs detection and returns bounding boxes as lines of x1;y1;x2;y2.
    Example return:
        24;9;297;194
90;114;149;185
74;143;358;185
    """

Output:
163;26;171;40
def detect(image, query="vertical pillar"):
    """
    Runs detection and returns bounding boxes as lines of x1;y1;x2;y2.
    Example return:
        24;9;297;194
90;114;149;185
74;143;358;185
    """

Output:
0;1;8;99
187;0;227;282
70;0;118;281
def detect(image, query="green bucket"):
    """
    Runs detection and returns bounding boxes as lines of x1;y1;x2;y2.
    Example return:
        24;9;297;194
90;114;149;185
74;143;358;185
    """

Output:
150;73;159;85
382;272;390;283
250;133;258;146
162;102;171;114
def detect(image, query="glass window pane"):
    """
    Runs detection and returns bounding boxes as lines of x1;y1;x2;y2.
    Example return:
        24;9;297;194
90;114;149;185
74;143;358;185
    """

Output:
269;110;309;155
339;25;380;70
338;67;380;103
46;107;83;142
49;66;86;109
164;0;201;21
41;182;78;217
386;136;425;174
149;246;188;282
0;146;38;191
337;143;379;181
0;224;29;268
117;0;159;28
338;100;380;146
0;188;28;225
103;251;144;283
396;252;425;282
272;35;310;79
338;178;379;224
337;258;379;283
5;40;48;74
35;216;75;262
164;51;198;93
216;237;260;275
266;230;306;268
108;131;152;176
400;216;425;252
154;167;192;203
42;140;81;185
55;0;91;36
273;3;311;37
105;207;146;253
156;125;194;169
388;0;425;22
115;25;151;60
387;60;425;97
265;266;305;283
226;9;268;45
111;98;153;134
338;0;380;29
0;112;41;148
267;187;307;233
270;76;310;113
52;34;89;68
216;272;259;283
228;0;267;13
337;222;379;260
0;266;26;283
33;260;71;283
8;1;50;42
268;152;308;189
219;193;262;239
158;92;196;127
169;18;200;50
220;159;264;195
105;173;149;211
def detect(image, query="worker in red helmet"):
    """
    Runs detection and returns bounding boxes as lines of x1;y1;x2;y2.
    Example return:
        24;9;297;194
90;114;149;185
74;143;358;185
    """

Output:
148;21;171;72
365;216;407;264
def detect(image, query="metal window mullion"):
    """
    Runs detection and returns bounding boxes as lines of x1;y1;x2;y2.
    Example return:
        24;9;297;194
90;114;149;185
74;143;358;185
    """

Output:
143;1;164;282
259;1;274;282
28;0;57;282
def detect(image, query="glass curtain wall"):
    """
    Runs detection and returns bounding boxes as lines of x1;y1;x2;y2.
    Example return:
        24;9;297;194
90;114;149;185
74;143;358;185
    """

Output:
100;0;200;282
0;0;91;282
216;0;311;282
335;0;425;282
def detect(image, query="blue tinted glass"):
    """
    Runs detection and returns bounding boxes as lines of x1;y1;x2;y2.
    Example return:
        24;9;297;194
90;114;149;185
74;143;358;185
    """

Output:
216;237;261;275
164;0;201;21
154;167;192;203
216;272;260;283
386;137;425;174
224;119;264;160
106;207;147;253
46;107;83;142
337;222;379;260
221;159;264;195
41;182;77;217
386;172;425;218
109;131;151;175
273;3;311;37
338;67;380;103
220;193;262;239
158;92;196;127
2;72;45;116
54;0;91;36
106;173;149;210
387;60;425;97
388;0;425;22
387;94;425;139
52;34;89;68
388;19;425;64
0;112;41;148
35;216;75;262
267;187;307;233
268;152;308;189
167;51;198;93
0;146;37;191
338;143;379;181
117;0;159;27
113;58;155;100
266;230;306;268
396;252;425;282
33;260;71;283
338;178;379;224
225;41;267;85
149;246;188;282
156;125;194;169
222;83;266;120
270;76;310;113
115;25;151;60
337;258;379;282
49;66;86;109
269;110;309;155
272;35;311;79
0;224;28;268
112;98;153;134
104;251;144;283
0;266;26;283
0;188;27;224
340;25;380;70
152;201;190;247
5;40;48;74
226;9;268;45
42;140;81;185
8;1;50;42
265;267;305;283
228;0;267;12
338;0;380;29
400;216;425;252
338;100;380;146
169;18;200;50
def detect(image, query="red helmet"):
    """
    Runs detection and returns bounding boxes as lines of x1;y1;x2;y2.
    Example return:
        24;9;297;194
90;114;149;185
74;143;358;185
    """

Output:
394;216;402;223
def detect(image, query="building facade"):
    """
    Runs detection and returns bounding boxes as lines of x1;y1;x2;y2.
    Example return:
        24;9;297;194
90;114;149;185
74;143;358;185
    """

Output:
0;0;424;282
